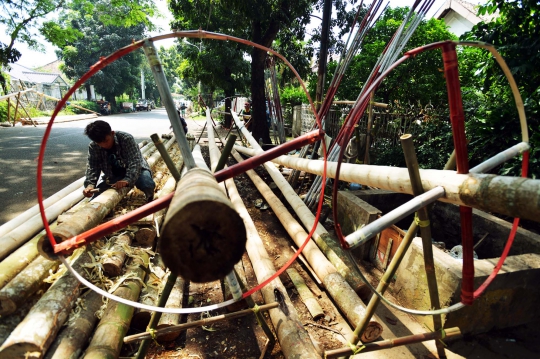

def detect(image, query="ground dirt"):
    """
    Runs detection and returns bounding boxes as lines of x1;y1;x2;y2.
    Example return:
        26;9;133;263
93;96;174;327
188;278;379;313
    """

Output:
132;122;539;359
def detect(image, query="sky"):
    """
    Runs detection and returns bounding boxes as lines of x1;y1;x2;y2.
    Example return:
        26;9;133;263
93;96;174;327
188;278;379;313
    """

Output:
2;0;448;69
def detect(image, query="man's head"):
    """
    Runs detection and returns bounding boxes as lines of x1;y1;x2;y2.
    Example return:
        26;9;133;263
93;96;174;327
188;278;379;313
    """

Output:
84;120;115;149
244;102;251;110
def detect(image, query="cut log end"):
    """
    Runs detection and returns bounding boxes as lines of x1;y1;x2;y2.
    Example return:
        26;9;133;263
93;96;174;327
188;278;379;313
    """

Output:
160;200;247;282
361;322;384;343
37;234;63;261
0;342;41;359
160;168;247;283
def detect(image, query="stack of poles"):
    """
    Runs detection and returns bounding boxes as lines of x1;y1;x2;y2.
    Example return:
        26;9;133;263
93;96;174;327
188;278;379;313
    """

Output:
303;0;434;208
0;140;170;358
231;111;384;344
265;56;286;144
288;0;384;188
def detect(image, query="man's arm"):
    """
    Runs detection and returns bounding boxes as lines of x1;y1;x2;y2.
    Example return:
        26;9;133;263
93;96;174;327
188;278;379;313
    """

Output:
83;144;101;196
119;132;143;186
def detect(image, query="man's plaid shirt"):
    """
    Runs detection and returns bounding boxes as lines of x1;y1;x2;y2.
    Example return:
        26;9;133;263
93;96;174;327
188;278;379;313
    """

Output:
84;131;151;188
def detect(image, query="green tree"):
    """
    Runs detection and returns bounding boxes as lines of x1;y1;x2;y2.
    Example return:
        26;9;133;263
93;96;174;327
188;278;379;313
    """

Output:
170;0;317;146
462;0;540;178
312;7;456;106
0;0;156;94
57;1;151;106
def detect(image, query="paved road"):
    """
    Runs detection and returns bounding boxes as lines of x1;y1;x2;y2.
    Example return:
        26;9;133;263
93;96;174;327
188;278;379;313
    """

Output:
0;108;175;225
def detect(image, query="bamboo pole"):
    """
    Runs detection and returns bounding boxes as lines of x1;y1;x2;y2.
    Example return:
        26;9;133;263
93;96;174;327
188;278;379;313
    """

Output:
286;268;324;320
155;275;185;342
0;236;41;291
233;146;540;222
82;251;149;359
401;134;446;358
37;92;99;115
231;150;383;342
12;93;21;125
0;88;35;101
0;256;60;316
0;250;94;358
102;232;133;277
37;187;129;260
1;188;84;260
224;173;321;358
44;289;103;359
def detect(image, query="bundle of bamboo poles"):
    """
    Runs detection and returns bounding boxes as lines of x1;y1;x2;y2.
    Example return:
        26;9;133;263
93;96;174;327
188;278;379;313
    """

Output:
0;138;176;358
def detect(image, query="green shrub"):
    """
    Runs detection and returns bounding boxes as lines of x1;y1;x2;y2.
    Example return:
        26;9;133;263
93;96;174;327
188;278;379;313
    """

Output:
69;100;99;114
0;101;7;122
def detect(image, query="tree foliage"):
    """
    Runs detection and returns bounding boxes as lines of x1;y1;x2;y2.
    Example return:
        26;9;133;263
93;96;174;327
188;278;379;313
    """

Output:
57;0;150;105
461;0;540;178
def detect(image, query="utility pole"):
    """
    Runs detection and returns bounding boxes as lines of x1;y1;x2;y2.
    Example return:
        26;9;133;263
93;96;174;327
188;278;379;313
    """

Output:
140;69;145;99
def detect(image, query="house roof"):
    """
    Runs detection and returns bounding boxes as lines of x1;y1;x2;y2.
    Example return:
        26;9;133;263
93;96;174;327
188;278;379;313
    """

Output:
434;0;491;25
8;62;68;86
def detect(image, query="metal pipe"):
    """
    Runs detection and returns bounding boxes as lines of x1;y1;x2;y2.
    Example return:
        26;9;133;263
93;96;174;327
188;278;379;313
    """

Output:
470;141;530;174
142;39;196;170
345;186;446;249
150;133;181;181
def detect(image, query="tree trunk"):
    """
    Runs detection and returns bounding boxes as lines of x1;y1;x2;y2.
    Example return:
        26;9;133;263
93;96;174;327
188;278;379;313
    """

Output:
224;91;234;128
85;83;92;101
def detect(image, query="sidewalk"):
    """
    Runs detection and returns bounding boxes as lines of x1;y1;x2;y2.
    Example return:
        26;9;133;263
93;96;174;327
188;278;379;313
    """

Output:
24;113;99;125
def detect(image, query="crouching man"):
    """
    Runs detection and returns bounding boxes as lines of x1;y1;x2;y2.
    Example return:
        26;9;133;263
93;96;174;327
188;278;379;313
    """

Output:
82;120;155;203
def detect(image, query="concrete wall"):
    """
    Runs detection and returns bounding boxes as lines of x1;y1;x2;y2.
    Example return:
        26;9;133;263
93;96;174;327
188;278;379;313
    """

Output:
394;237;540;334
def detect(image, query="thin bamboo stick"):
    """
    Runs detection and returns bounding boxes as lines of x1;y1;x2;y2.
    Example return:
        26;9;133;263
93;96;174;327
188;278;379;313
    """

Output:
401;134;446;358
326;327;461;358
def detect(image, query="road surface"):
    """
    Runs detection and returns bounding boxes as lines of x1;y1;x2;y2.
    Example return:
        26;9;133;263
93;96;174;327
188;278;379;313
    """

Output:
0;108;177;225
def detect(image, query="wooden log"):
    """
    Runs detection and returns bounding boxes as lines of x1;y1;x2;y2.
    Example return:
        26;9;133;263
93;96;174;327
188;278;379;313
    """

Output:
1;189;84;260
82;251;149;359
156;275;186;342
224;176;320;358
102;233;133;277
38;187;129;260
133;227;156;247
231;150;383;342
44;289;103;359
159;167;246;283
234;145;540;222
0;250;93;358
0;293;40;347
0;256;60;316
286;268;324;320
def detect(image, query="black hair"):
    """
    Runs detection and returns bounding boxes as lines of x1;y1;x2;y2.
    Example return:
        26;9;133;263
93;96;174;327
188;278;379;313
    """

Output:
84;120;112;143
